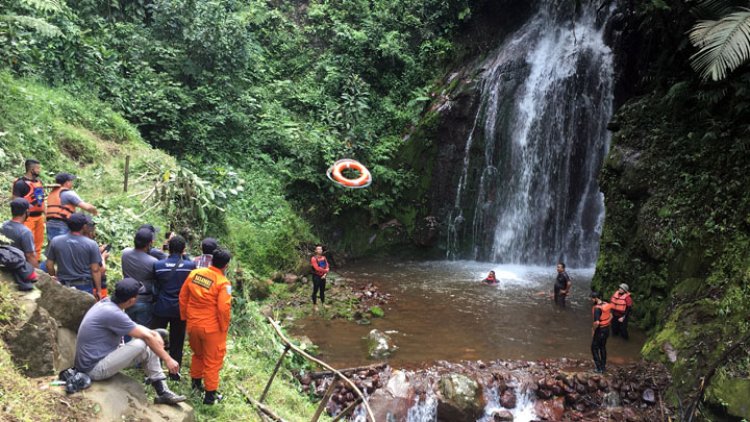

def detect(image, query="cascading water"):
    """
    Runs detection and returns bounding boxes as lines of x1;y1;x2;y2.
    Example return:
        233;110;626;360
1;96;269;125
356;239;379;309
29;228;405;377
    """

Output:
446;2;614;267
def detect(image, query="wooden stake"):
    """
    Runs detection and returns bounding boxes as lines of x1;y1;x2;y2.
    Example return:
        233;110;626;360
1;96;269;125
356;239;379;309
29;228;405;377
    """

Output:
123;155;130;193
311;376;337;422
240;386;289;422
260;344;291;403
331;397;363;422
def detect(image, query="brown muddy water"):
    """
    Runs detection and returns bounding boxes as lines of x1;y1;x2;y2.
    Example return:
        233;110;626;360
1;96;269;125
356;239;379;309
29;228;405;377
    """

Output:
292;260;645;368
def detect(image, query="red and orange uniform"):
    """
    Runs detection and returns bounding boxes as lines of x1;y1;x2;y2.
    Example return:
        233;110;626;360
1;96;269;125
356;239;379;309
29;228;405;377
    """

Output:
12;177;45;259
179;266;232;392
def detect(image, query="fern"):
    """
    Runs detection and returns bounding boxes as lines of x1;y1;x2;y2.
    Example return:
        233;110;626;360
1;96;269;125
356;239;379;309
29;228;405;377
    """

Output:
0;14;62;37
689;7;750;81
18;0;63;14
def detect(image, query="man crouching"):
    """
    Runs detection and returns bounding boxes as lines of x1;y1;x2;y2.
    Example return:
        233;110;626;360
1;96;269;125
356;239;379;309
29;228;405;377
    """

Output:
74;277;186;404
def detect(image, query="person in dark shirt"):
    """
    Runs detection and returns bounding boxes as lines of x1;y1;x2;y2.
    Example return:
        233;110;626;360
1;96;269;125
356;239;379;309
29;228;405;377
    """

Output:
11;159;45;260
1;199;38;268
553;262;572;307
121;228;158;327
310;244;329;311
152;235;196;373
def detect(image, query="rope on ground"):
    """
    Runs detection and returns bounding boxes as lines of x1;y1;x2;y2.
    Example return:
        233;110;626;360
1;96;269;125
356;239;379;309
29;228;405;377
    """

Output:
266;317;376;422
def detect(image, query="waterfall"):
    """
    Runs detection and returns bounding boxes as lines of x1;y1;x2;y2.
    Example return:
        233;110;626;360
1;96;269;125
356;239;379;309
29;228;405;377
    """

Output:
446;3;614;267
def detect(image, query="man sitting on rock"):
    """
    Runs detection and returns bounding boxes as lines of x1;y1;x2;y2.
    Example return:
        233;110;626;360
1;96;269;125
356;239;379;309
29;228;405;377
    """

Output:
1;198;39;268
75;278;186;405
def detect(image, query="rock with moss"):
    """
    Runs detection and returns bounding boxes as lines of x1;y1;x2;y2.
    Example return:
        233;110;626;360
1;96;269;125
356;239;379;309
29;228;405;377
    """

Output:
367;329;397;359
437;373;484;422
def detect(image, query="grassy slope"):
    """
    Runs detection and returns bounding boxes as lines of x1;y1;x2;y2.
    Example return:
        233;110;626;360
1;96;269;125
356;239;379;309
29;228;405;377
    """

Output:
0;73;324;421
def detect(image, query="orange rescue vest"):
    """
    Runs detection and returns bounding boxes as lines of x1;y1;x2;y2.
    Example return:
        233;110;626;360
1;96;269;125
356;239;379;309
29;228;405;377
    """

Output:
610;291;631;314
593;303;613;328
46;188;75;220
12;177;45;214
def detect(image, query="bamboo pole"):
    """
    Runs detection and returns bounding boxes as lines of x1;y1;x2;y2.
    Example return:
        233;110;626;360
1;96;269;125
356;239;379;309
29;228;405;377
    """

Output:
239;386;289;422
260;344;291;403
311;376;337;422
331;397;363;422
123;155;130;193
266;317;376;422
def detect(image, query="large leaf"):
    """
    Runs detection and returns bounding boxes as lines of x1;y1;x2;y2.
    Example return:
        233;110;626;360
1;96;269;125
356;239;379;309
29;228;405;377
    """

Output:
689;8;750;81
0;15;62;38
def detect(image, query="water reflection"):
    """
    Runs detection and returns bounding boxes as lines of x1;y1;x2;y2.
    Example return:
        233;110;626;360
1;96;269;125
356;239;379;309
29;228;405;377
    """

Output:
293;260;644;368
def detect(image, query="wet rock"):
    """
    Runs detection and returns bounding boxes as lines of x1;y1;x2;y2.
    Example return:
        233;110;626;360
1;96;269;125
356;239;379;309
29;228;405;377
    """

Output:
437;373;484;422
491;409;514;421
413;216;440;247
642;388;656;404
534;397;565;421
36;275;96;331
367;329;397;359
500;389;517;409
283;273;299;284
603;391;621;407
368;389;413;422
537;388;552;399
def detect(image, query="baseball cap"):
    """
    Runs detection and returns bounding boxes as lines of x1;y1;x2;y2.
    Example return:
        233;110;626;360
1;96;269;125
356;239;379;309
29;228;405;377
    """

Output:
54;172;77;184
84;215;96;226
10;198;30;216
66;213;88;231
619;283;629;292
112;278;142;304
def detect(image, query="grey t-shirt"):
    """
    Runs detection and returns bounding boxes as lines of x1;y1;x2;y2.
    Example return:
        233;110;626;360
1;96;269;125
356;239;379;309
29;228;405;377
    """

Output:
121;248;158;296
47;233;101;282
1;220;35;254
75;299;136;373
46;190;83;227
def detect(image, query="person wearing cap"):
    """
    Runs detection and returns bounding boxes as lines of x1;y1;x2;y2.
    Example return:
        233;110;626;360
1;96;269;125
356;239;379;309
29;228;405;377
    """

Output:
610;283;633;340
153;235;196;373
82;216;110;298
180;248;232;405
121;227;159;327
46;213;102;298
590;291;613;373
193;237;218;268
74;278;185;405
11;159;45;260
46;172;98;243
139;224;168;260
1;199;39;268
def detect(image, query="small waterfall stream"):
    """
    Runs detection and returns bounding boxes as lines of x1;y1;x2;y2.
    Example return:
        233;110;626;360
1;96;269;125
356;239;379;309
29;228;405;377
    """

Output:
446;2;614;267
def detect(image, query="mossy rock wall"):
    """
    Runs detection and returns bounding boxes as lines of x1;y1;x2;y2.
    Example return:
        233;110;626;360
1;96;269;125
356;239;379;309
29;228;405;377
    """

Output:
594;93;750;418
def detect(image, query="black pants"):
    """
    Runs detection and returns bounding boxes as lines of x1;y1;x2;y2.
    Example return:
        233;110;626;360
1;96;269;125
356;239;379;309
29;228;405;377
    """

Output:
553;285;566;307
151;315;187;366
591;326;610;371
312;275;326;304
611;314;629;339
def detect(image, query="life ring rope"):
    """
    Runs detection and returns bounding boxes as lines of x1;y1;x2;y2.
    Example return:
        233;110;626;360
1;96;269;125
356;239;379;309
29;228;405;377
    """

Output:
326;159;372;188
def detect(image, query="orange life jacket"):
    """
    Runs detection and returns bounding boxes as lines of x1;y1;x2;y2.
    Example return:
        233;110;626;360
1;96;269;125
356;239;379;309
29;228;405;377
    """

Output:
12;177;45;214
46;187;75;220
610;291;631;314
593;303;613;328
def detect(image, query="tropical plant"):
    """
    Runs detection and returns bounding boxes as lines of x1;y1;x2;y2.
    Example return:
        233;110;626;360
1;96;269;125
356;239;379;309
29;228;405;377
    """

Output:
689;1;750;81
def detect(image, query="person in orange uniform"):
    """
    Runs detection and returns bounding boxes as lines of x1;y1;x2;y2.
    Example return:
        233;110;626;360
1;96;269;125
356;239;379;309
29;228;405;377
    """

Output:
609;283;632;340
310;244;329;311
179;248;232;405
11;159;46;260
590;291;613;373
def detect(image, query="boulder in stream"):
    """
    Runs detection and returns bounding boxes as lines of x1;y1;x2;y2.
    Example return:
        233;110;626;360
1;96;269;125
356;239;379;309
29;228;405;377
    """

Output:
437;373;484;422
367;329;397;359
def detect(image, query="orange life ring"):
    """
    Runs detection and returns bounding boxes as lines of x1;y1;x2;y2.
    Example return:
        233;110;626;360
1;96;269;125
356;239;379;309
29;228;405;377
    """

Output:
327;159;372;188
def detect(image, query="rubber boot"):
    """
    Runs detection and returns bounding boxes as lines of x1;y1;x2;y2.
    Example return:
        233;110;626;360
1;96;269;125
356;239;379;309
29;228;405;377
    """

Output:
191;378;204;393
203;390;224;405
152;380;187;405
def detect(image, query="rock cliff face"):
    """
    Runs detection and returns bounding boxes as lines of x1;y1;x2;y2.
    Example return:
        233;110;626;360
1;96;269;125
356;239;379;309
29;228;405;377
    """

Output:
593;94;750;419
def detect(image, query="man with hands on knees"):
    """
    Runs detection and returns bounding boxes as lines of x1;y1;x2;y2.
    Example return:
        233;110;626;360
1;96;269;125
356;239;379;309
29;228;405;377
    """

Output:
74;278;186;405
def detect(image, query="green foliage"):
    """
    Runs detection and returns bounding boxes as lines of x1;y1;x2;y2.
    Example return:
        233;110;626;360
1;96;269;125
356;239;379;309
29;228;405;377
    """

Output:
690;4;750;81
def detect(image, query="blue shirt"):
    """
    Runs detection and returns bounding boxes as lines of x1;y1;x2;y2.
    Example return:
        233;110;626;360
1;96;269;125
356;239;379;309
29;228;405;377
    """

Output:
153;255;196;318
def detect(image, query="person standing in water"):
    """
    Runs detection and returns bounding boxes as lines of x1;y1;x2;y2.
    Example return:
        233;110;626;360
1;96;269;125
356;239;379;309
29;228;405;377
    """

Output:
482;271;498;285
590;291;613;373
553;262;572;307
310;244;329;311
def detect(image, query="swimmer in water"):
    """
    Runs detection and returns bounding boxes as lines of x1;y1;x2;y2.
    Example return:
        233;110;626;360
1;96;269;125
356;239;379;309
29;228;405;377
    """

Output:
482;271;498;285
